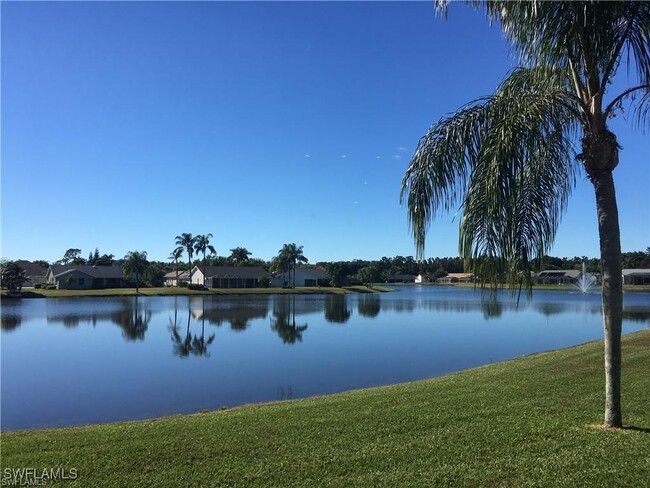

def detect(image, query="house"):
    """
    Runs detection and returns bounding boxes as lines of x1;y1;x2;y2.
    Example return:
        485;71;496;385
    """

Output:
46;265;124;290
271;267;330;287
191;266;272;288
163;270;191;287
622;269;650;285
14;260;48;286
386;274;417;283
535;270;581;285
436;273;474;284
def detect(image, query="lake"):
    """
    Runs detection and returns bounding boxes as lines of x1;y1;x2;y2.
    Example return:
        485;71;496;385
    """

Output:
2;286;649;430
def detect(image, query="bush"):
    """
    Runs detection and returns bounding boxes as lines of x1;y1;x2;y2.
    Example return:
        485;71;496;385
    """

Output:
34;283;42;289
187;283;206;291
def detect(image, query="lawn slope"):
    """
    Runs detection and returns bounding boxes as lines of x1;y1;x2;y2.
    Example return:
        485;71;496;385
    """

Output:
2;331;649;487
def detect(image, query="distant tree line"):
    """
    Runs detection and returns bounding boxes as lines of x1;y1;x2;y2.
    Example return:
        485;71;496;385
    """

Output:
5;247;649;290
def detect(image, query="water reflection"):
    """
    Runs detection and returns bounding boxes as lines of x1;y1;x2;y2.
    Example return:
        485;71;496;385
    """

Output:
325;295;351;324
1;314;21;331
111;297;151;341
2;288;649;431
357;296;381;318
170;304;215;358
191;296;268;332
271;295;308;344
481;301;503;319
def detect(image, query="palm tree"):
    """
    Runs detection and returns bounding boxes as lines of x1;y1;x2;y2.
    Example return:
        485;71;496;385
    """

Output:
123;251;149;293
194;234;217;287
169;246;184;287
278;243;308;287
175;233;196;283
401;1;650;428
229;247;252;265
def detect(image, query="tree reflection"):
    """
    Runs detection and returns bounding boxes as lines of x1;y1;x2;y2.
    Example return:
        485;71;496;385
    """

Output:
357;296;381;318
271;295;308;344
325;295;351;324
171;298;215;357
1;315;21;332
481;301;503;320
111;297;151;341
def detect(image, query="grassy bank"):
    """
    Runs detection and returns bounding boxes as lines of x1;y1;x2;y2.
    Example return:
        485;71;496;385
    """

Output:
1;285;390;299
2;331;648;487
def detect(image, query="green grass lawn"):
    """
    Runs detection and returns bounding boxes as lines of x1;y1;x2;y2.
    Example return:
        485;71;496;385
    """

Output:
1;285;388;299
2;331;648;487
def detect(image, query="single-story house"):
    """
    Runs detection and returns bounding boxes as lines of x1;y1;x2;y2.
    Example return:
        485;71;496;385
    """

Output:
164;270;191;287
386;274;417;283
191;266;272;288
535;270;581;285
14;260;48;286
46;265;124;290
622;269;650;285
271;267;330;287
436;272;474;284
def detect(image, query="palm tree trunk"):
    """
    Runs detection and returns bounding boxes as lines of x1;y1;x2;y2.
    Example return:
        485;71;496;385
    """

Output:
592;171;623;428
203;251;207;288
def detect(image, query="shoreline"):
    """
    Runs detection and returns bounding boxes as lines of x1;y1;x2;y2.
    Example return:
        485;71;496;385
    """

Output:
2;282;649;299
0;285;393;299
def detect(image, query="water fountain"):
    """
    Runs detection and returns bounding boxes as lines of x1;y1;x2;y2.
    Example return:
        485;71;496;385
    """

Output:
574;262;597;293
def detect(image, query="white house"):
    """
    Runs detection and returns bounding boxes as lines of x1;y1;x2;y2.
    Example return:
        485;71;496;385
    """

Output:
191;266;272;288
271;267;330;287
164;270;191;287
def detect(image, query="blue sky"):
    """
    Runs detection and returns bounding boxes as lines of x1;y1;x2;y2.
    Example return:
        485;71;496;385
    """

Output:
2;1;648;264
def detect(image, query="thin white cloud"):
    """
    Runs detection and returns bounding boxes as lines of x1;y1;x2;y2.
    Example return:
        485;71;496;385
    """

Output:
341;155;347;159
393;154;402;160
304;154;310;158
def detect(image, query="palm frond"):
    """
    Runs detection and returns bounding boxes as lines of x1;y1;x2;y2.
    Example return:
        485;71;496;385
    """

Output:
401;67;579;291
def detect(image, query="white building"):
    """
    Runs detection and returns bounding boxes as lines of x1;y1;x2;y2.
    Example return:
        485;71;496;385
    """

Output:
271;267;330;287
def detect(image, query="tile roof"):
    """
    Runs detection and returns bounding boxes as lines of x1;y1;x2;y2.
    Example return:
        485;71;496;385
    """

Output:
49;265;124;279
198;266;272;279
14;260;48;277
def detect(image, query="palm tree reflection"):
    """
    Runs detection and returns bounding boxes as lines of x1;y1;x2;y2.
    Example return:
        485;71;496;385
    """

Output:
271;295;308;344
170;297;215;357
111;297;152;341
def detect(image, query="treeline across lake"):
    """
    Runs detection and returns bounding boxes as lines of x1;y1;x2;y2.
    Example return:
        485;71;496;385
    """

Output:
6;248;649;289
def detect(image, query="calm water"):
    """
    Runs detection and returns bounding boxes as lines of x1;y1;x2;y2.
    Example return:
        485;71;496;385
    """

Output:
2;286;649;430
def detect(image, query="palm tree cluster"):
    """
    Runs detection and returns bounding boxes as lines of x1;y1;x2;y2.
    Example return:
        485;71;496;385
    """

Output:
271;243;308;287
401;1;649;428
173;233;217;287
